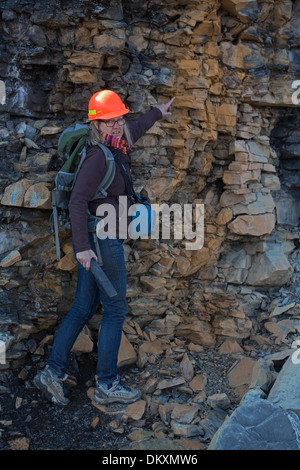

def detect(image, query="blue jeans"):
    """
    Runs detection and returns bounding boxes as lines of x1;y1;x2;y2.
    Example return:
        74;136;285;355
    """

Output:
47;234;128;385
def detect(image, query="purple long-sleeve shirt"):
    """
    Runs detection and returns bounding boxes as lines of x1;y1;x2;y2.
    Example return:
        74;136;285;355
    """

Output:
69;107;162;253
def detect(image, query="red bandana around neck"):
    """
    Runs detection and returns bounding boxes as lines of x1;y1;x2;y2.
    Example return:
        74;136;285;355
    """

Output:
101;132;130;156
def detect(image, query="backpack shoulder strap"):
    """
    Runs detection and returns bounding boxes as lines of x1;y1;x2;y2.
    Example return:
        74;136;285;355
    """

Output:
90;143;116;200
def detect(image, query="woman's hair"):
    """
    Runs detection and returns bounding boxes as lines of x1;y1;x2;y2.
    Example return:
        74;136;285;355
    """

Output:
87;120;133;147
87;121;105;146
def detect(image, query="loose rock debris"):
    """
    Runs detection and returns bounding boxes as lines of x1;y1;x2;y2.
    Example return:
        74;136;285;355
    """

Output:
1;320;299;451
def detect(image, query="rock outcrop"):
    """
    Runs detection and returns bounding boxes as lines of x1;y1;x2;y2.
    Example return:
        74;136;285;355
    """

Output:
208;388;300;451
0;1;299;422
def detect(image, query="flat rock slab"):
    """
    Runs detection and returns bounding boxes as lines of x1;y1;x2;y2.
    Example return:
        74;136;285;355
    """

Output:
208;389;300;450
268;356;300;416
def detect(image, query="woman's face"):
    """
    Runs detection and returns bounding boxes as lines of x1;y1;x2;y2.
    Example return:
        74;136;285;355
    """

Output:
97;116;125;139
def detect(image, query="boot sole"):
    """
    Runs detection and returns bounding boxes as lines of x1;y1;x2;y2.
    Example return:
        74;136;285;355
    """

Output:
93;392;141;406
33;375;69;407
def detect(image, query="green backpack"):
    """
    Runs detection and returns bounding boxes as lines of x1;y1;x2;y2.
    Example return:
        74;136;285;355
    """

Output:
51;123;116;260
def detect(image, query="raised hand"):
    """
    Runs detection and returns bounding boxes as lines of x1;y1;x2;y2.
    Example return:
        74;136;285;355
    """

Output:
156;97;175;117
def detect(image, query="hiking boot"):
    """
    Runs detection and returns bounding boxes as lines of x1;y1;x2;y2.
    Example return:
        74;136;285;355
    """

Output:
33;366;69;406
93;377;142;405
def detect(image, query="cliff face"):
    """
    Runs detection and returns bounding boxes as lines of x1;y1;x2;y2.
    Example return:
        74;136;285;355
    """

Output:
0;0;300;368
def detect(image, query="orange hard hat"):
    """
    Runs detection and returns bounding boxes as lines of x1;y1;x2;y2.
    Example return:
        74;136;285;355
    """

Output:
88;90;129;121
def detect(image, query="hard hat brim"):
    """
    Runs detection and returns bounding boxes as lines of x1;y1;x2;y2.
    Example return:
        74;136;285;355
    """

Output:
88;108;129;121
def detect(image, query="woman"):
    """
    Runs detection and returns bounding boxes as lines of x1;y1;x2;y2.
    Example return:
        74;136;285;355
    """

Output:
34;90;174;406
